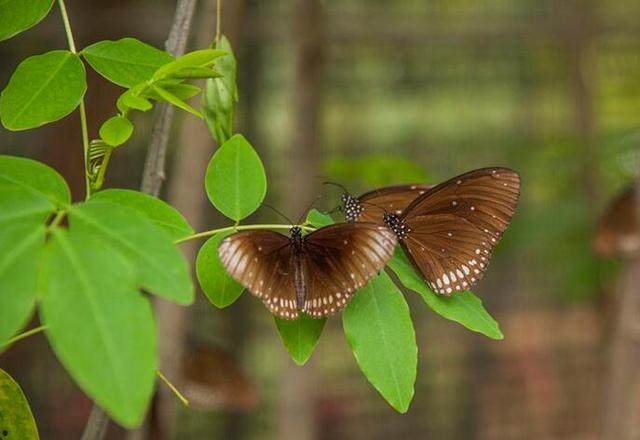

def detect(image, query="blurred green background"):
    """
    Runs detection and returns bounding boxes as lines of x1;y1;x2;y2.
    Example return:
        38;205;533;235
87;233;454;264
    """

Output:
1;0;639;438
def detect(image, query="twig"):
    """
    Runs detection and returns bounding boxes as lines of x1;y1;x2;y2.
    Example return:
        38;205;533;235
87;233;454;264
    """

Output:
82;1;200;439
141;0;199;197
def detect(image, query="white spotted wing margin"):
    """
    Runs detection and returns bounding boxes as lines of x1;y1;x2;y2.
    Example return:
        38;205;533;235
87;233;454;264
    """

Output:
217;223;397;320
400;167;520;296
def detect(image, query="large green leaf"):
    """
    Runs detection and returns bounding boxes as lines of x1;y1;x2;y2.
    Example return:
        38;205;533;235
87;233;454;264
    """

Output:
195;232;243;308
202;36;238;144
0;188;49;348
205;134;266;221
0;50;86;131
387;248;503;340
0;0;53;42
81;38;173;88
69;199;194;304
0;368;39;439
342;272;417;413
274;315;326;366
0;155;70;206
40;229;156;428
92;189;193;241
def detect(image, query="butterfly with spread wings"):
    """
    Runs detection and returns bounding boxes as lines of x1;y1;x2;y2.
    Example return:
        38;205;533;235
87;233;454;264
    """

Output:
339;167;521;296
218;223;397;319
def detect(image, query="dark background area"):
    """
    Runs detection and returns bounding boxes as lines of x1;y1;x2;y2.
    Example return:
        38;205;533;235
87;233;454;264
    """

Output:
1;0;640;438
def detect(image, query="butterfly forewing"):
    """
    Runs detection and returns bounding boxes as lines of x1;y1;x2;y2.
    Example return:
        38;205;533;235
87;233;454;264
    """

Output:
218;230;299;319
400;167;520;295
301;223;397;317
354;184;434;224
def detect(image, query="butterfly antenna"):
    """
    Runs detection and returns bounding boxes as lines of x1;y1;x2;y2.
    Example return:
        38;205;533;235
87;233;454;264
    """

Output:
296;195;322;225
263;204;295;225
322;181;350;194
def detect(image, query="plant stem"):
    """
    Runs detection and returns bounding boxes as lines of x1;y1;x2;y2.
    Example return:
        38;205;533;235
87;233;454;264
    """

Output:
47;210;67;231
174;223;317;244
80;406;110;440
156;370;189;407
216;0;221;42
0;325;47;349
58;0;91;200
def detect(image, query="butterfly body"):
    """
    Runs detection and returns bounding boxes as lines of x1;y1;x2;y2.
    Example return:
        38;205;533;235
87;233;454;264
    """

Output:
218;223;397;319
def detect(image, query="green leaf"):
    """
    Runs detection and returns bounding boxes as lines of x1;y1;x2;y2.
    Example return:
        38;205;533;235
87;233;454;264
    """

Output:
92;189;193;241
0;368;40;439
205;134;267;221
143;82;200;101
116;89;152;113
81;38;174;88
0;50;86;131
196;232;244;308
0;155;71;205
152;49;225;80
342;272;417;413
0;0;53;42
165;66;222;79
202;36;238;144
0;188;49;348
99;115;133;147
387;248;503;340
40;229;157;428
306;209;334;228
69;199;194;304
274;315;326;365
149;84;202;118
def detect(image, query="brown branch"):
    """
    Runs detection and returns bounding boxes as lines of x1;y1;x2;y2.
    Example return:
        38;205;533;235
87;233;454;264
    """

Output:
81;1;199;439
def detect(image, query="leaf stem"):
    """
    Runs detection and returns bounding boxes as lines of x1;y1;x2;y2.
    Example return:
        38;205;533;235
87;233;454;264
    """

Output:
175;223;317;244
48;210;67;231
0;325;47;349
156;370;189;407
58;0;91;200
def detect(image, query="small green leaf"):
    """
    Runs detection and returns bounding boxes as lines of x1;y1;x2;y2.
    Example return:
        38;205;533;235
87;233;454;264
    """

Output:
387;248;503;340
99;115;133;147
0;0;54;42
92;189;193;240
116;90;152;113
150;84;202;118
306;209;334;228
143;82;200;101
153;49;225;80
0;155;71;205
274;315;326;365
40;229;157;428
0;50;86;131
0;368;40;439
343;272;417;413
205;134;267;221
81;38;174;88
0;188;49;348
69;199;194;304
203;36;238;144
165;66;222;79
196;232;244;308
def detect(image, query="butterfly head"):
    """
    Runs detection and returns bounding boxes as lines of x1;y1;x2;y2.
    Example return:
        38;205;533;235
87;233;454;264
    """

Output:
383;212;411;240
341;193;364;222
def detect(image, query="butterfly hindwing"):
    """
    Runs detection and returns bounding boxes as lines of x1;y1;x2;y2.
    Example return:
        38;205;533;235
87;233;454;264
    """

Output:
301;223;397;317
353;184;434;224
218;230;299;319
400;167;520;295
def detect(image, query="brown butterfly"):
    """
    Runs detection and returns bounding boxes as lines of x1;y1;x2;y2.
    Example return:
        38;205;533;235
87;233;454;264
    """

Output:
182;346;259;411
341;167;520;295
218;223;397;319
594;185;639;258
